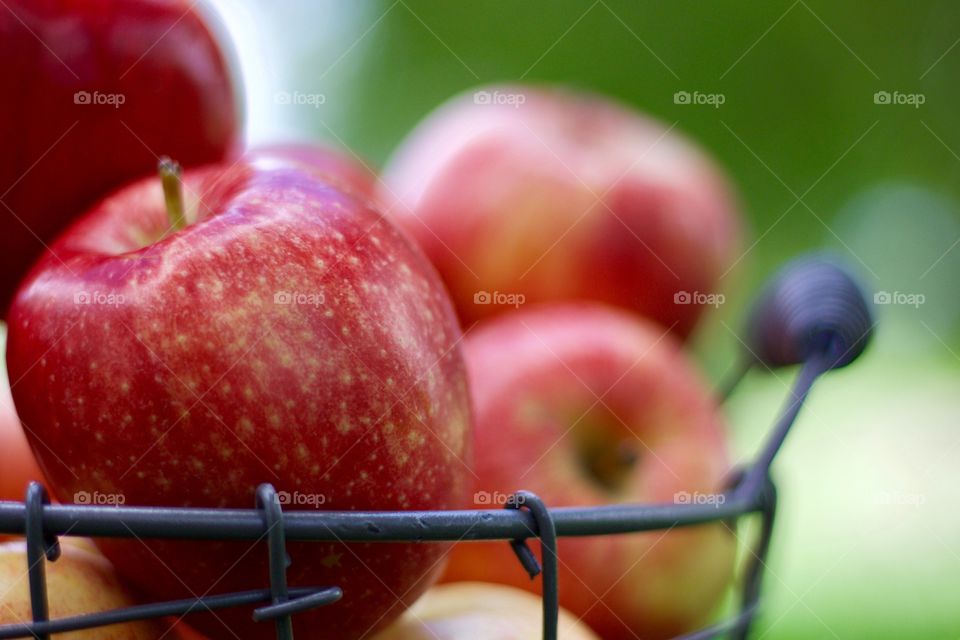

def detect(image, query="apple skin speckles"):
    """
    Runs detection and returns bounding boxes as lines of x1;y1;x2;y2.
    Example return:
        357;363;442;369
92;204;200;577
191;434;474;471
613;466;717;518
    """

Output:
5;150;472;640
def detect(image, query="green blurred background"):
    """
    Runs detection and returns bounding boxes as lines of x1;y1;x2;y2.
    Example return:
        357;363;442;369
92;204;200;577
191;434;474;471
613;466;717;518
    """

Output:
213;1;960;636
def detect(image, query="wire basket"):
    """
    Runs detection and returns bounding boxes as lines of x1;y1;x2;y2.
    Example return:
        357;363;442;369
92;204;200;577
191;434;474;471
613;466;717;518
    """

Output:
0;253;875;640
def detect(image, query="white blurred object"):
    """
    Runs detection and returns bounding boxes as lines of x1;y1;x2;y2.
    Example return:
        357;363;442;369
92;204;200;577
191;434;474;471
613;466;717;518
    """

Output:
207;0;369;145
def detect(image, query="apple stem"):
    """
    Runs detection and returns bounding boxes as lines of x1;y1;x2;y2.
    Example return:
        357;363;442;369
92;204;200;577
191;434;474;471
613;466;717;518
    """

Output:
159;157;186;231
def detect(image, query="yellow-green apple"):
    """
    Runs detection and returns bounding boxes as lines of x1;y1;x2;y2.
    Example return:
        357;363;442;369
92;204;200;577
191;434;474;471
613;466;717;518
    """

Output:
378;85;741;337
0;538;178;639
443;303;735;639
0;0;240;311
5;153;473;639
373;582;600;640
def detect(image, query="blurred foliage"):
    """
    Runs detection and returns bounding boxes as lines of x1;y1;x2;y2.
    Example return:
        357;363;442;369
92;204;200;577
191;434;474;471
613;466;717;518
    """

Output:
728;352;960;638
297;0;960;353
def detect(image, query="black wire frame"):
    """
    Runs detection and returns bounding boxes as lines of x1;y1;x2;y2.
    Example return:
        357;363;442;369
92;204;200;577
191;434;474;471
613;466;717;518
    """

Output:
0;352;829;640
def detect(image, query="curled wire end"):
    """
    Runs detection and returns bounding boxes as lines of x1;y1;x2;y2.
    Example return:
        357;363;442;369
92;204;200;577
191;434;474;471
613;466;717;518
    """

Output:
252;586;343;622
509;539;542;579
255;484;291;569
251;485;345;631
504;491;559;640
24;482;58;640
504;492;541;579
745;253;874;371
25;483;60;562
254;483;294;637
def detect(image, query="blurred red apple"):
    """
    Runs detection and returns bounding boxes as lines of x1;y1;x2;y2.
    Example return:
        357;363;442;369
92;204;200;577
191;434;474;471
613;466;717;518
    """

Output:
374;582;600;640
0;538;179;639
0;0;240;311
251;142;377;199
6;153;472;639
443;304;735;639
378;85;741;337
0;336;44;508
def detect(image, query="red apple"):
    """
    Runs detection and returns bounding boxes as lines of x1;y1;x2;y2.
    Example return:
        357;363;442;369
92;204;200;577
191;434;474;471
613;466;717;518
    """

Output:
171;623;209;640
0;0;241;311
442;303;735;639
0;538;182;639
251;142;377;200
6;153;472;639
0;334;44;508
373;582;600;640
378;85;741;337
